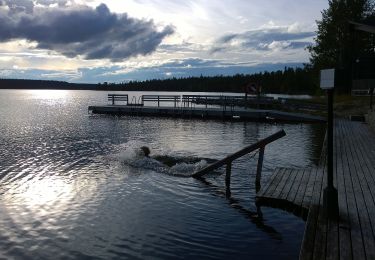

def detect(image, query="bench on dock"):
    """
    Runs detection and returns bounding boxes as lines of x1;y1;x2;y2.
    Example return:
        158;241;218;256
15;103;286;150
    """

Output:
108;94;128;105
256;119;375;260
142;95;180;107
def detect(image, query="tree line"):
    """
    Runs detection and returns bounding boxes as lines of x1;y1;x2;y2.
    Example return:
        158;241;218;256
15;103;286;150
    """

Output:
0;78;95;90
98;66;319;95
0;66;319;95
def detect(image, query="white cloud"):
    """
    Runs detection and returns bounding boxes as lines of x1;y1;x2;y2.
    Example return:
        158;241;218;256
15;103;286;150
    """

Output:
0;0;329;82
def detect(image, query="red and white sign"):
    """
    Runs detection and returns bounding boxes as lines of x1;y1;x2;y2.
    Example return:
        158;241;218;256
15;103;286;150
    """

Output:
245;82;261;94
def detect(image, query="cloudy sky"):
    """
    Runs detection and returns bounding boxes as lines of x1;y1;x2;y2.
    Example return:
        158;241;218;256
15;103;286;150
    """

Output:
0;0;328;83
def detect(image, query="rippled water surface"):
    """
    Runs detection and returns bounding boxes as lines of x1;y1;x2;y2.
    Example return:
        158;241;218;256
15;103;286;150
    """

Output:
0;90;325;259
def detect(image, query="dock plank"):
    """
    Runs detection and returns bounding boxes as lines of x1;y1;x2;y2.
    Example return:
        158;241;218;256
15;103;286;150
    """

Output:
271;168;293;199
257;119;375;260
301;168;319;210
257;167;284;197
312;167;327;260
286;169;305;207
280;168;299;201
341;120;375;259
335;120;352;260
339;121;366;260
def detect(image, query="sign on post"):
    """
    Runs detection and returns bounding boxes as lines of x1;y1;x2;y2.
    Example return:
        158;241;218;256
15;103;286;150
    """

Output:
320;69;335;89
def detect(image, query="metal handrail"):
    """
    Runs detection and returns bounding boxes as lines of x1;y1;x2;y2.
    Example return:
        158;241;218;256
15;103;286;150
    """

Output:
192;129;286;191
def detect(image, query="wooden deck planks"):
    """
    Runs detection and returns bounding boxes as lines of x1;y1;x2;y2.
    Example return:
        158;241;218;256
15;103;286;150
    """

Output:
286;169;306;208
257;167;285;197
280;168;300;202
311;166;327;260
301;168;320;211
271;168;293;199
341;120;375;259
256;119;375;260
339;121;367;260
335;120;352;260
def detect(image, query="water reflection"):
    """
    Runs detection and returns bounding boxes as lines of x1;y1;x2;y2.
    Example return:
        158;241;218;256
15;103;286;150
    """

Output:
27;90;69;100
196;176;282;240
0;90;322;259
13;177;73;209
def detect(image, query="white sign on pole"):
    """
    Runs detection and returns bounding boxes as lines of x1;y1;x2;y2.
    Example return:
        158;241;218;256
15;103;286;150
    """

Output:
320;69;335;89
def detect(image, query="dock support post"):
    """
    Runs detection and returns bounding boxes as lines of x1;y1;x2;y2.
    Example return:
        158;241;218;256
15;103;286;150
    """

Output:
225;162;232;197
256;146;265;192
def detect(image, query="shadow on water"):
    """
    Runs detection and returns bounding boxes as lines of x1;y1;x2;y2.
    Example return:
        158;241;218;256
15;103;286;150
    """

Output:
194;176;283;241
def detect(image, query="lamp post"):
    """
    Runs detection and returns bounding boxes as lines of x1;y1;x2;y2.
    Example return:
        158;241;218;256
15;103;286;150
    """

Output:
320;69;339;219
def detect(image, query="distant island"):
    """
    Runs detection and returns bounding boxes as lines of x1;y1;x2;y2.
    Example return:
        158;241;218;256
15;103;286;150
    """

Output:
0;66;319;95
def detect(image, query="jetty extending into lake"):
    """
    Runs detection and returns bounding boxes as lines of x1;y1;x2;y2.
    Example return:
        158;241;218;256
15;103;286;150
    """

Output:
88;94;325;123
256;119;375;260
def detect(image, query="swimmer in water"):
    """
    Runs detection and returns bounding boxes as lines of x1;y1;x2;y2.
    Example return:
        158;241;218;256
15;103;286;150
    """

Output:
140;146;150;157
139;146;216;167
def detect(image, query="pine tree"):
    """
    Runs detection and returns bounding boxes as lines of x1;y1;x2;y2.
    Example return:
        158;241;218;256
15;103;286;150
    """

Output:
308;0;375;92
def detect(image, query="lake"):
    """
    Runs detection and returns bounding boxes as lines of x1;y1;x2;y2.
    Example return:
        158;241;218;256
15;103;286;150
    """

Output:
0;89;325;259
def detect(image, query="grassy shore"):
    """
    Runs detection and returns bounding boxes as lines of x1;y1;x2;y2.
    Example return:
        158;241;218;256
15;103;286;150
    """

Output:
333;95;372;117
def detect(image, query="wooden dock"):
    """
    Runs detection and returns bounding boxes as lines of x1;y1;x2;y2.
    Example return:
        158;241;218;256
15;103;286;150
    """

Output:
88;105;325;123
88;94;325;123
256;119;375;259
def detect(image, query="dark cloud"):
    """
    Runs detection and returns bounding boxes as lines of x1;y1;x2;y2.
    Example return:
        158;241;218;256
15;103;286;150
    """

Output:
211;28;314;53
0;2;174;61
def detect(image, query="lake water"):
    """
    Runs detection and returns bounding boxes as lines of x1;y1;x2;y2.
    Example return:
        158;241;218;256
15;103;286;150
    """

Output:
0;90;325;259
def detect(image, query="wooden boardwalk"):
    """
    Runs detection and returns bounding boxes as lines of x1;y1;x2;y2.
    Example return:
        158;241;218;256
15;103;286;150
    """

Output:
256;119;375;260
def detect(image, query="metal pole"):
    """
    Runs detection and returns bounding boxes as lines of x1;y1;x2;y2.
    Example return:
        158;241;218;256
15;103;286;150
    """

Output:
256;146;265;193
323;88;338;219
370;87;374;111
225;162;232;198
327;89;333;189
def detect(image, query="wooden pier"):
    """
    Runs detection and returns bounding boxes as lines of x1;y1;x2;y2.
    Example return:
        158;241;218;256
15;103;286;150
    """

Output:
88;94;325;123
256;119;375;260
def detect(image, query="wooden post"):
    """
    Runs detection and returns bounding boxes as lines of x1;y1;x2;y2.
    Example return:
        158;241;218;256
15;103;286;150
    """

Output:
112;95;115;105
158;96;160;107
256;146;265;193
226;162;232;197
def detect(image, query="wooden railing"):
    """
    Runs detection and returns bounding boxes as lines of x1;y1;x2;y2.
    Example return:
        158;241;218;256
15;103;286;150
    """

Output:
192;130;286;192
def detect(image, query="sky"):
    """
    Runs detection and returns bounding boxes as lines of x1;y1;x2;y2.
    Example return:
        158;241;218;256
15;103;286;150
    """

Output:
0;0;328;83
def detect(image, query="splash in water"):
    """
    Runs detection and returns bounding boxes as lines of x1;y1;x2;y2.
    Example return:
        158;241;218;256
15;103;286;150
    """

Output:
114;143;213;177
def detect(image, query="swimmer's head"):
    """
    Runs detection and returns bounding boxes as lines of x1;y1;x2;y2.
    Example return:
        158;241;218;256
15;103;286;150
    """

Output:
140;146;150;157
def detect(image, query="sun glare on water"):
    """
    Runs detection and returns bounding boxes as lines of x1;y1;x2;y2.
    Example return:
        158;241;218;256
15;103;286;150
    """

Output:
20;177;74;208
27;89;70;101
